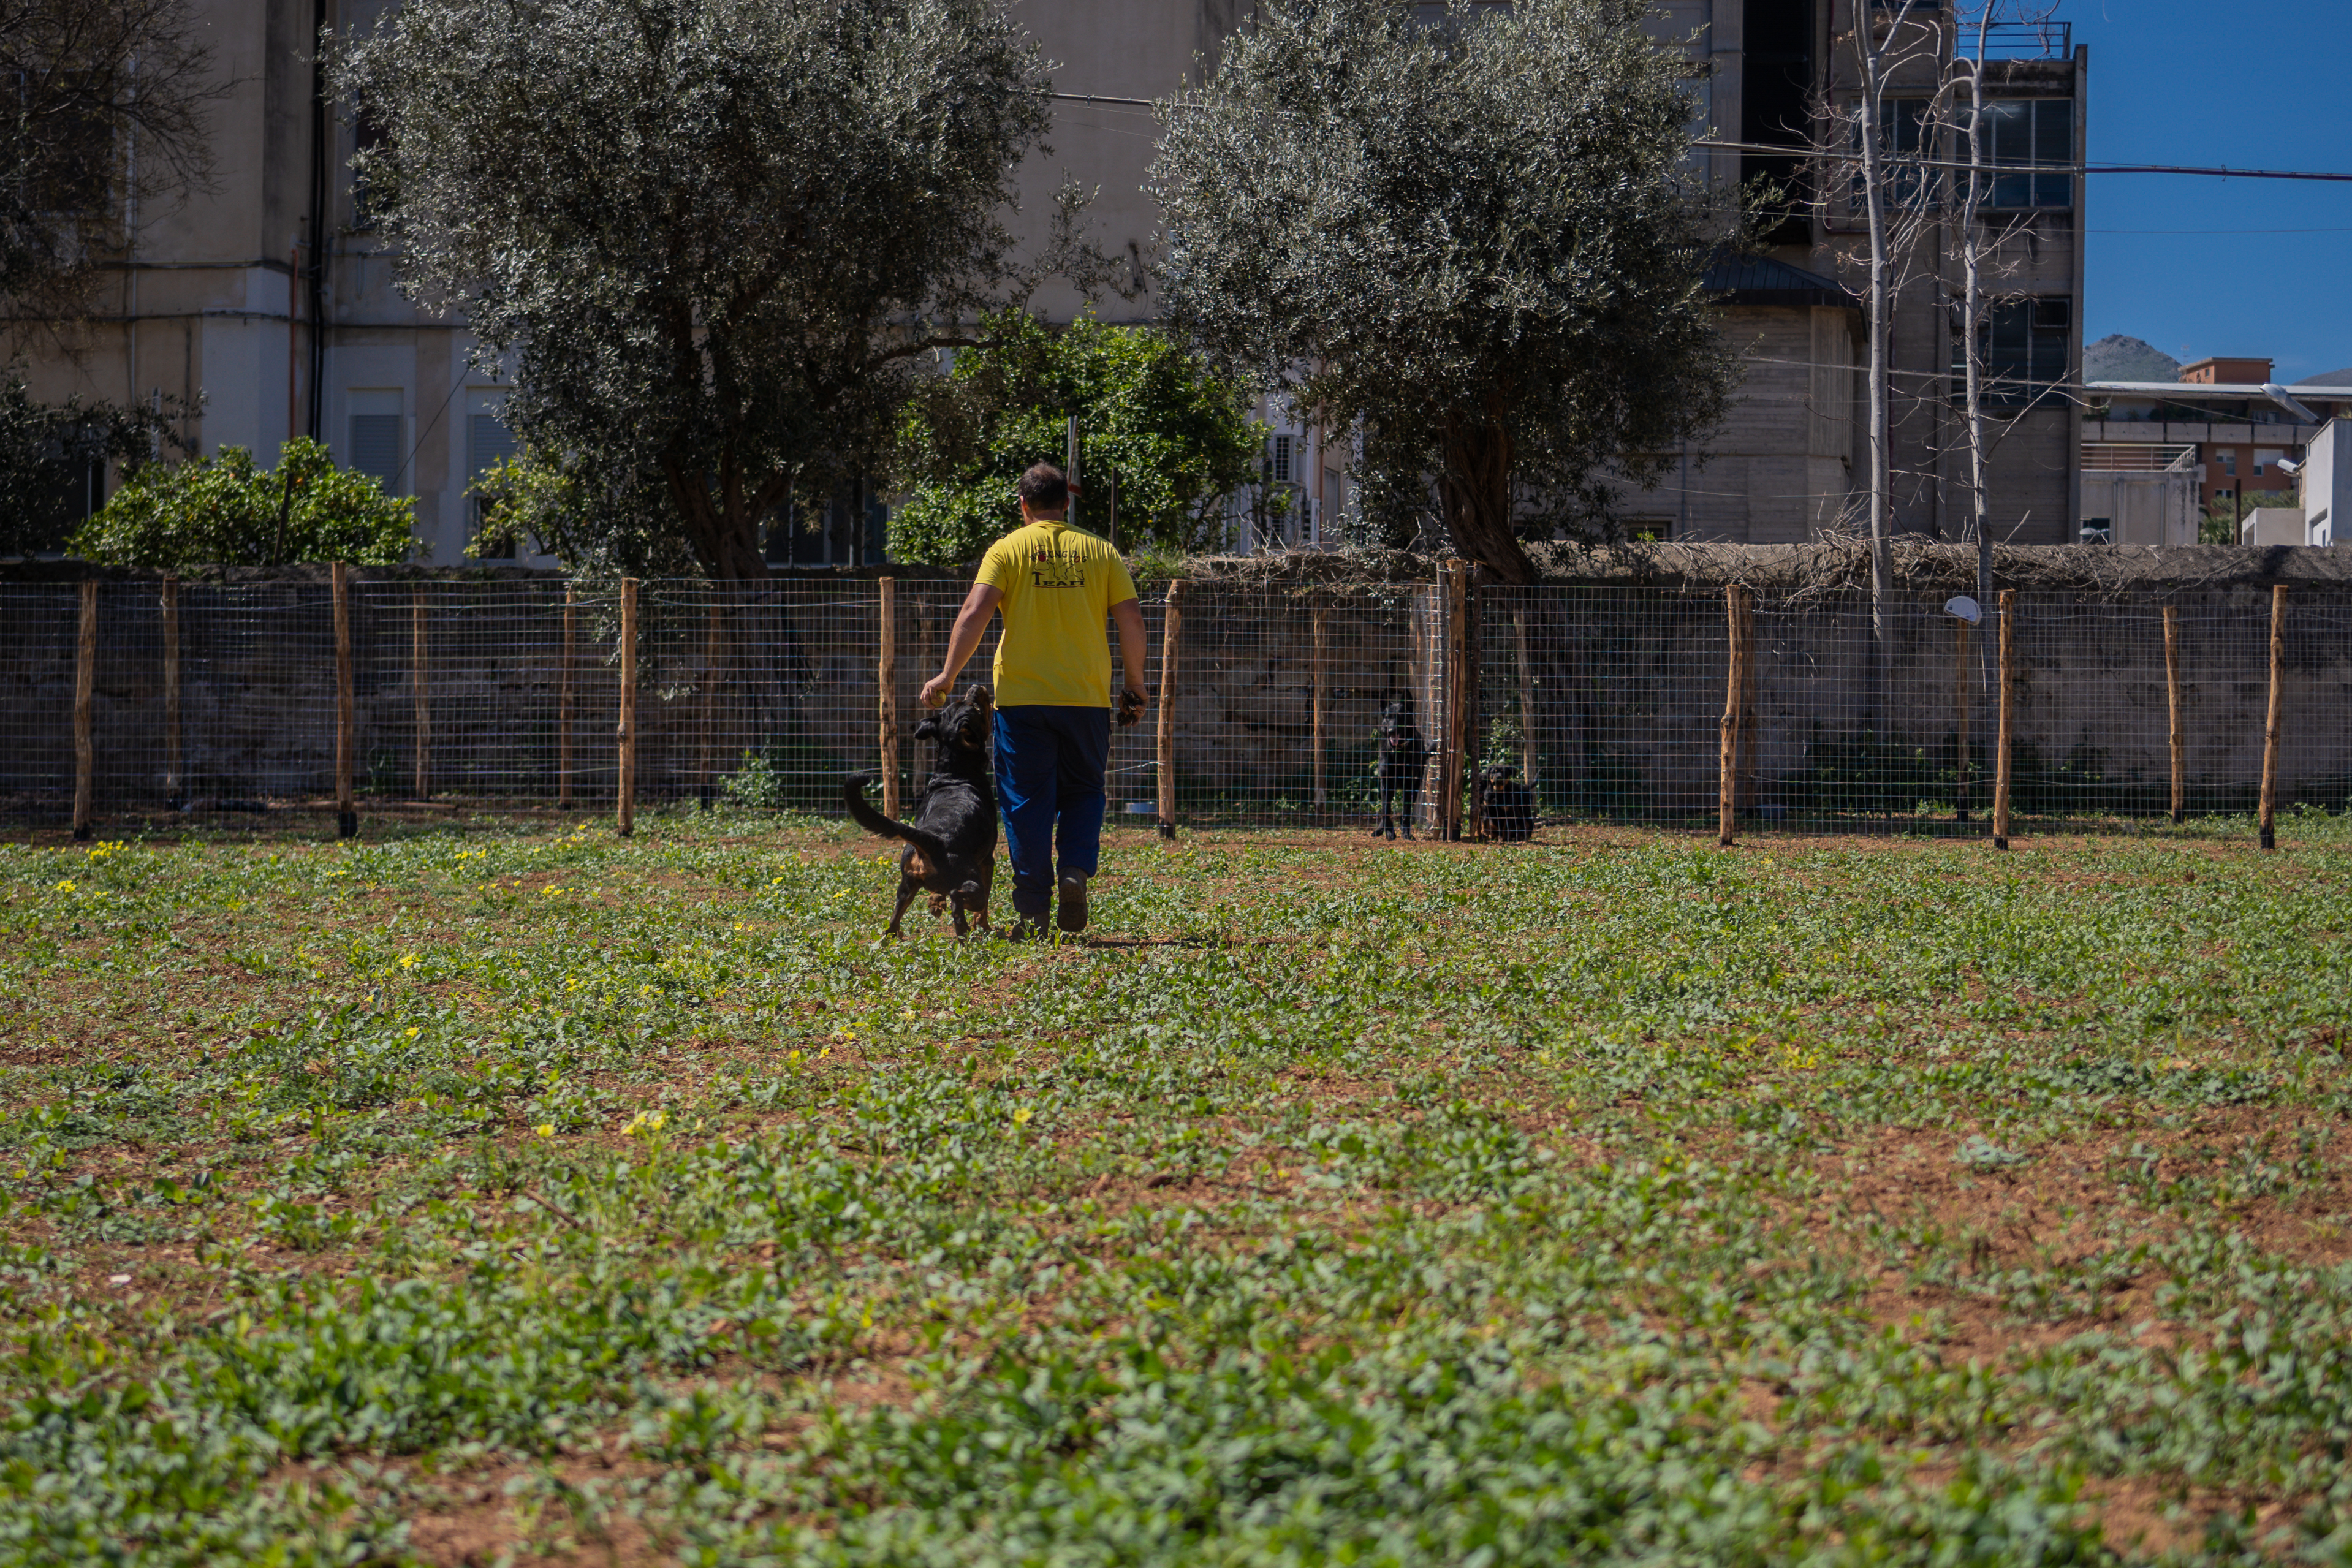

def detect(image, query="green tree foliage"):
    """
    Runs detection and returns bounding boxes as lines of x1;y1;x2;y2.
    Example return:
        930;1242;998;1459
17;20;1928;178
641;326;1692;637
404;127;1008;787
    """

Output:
1150;0;1740;582
889;311;1264;564
67;438;415;569
0;360;192;555
333;0;1107;581
2200;490;2297;547
466;450;697;577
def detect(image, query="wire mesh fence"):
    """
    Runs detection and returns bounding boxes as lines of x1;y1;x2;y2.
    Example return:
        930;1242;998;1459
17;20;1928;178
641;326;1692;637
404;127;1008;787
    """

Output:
4;572;2348;838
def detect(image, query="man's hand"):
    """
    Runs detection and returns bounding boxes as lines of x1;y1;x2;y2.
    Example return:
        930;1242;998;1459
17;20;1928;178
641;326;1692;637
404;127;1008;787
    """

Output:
1116;686;1148;728
924;582;1004;711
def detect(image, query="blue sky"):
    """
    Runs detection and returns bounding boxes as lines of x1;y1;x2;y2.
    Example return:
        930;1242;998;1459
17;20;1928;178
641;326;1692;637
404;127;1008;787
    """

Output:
2074;0;2352;379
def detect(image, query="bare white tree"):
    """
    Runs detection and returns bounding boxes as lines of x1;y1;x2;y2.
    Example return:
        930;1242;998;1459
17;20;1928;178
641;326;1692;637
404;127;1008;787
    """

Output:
1951;1;2068;610
1820;0;1952;710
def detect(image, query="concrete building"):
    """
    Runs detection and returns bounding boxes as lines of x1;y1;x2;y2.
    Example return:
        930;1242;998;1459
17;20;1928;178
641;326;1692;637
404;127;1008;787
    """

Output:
2084;358;2352;521
2237;417;2351;548
10;0;2076;562
10;0;526;566
9;0;1266;567
1644;0;2087;546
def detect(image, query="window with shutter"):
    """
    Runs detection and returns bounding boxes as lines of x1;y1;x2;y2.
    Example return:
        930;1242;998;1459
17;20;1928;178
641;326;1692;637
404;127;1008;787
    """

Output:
347;390;404;491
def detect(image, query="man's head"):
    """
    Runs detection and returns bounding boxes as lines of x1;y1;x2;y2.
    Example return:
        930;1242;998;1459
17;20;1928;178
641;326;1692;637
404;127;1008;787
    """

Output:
1017;462;1069;523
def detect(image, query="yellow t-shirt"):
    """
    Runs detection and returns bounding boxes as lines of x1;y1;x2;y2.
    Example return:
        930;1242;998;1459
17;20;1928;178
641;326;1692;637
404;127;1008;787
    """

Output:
975;519;1139;708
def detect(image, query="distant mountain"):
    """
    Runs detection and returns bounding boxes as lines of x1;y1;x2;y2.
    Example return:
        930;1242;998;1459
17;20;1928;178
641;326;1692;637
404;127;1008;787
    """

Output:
2084;335;2182;384
2293;367;2352;387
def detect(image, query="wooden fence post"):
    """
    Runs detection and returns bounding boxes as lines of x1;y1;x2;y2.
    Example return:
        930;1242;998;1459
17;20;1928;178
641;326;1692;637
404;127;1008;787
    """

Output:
72;581;96;841
618;577;638;837
1155;580;1183;841
2259;583;2287;852
2163;604;2184;825
1718;584;1748;847
1992;589;2014;852
411;587;431;800
333;562;356;839
558;586;576;811
1441;561;1468;841
1954;612;1971;823
1310;600;1328;808
878;577;901;819
161;576;181;809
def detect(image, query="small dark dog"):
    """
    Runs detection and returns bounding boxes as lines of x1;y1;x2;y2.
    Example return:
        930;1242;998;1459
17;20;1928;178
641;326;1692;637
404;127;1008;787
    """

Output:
844;684;997;937
1372;698;1432;841
1476;763;1535;843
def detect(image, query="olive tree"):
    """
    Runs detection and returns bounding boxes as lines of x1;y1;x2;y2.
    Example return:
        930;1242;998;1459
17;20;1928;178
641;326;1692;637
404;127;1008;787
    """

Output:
1151;0;1738;583
333;0;1099;580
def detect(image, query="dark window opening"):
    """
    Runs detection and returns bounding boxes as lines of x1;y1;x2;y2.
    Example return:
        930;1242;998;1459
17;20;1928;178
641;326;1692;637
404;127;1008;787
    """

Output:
25;449;105;555
764;480;886;566
1955;298;2069;405
349;103;390;229
17;86;113;217
1973;98;2071;210
1741;0;1815;246
1852;98;1938;211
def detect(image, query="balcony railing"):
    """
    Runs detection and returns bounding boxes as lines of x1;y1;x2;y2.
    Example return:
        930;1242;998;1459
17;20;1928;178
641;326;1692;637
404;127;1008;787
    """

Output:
1970;19;2073;60
2081;444;2198;474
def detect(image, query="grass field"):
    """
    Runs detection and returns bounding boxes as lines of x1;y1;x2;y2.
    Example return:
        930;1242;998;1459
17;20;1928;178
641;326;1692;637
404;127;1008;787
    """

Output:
4;811;2352;1566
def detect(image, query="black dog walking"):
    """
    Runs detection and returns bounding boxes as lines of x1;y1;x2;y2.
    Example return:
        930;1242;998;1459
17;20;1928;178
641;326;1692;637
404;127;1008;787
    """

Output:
1372;699;1431;840
844;684;998;937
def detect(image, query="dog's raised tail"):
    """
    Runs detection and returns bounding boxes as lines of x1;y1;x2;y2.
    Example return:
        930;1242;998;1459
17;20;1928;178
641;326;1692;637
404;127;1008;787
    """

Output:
843;772;954;862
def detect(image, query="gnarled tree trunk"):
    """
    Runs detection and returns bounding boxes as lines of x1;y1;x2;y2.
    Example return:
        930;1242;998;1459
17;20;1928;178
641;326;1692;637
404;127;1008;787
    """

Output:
1438;410;1536;585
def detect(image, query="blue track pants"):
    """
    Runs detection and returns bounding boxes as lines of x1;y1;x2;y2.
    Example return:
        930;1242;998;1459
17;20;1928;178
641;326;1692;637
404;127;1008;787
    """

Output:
993;705;1110;920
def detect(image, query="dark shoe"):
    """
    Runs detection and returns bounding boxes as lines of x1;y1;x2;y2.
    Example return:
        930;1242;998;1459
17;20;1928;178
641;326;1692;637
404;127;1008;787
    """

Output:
1055;873;1088;934
1004;914;1049;942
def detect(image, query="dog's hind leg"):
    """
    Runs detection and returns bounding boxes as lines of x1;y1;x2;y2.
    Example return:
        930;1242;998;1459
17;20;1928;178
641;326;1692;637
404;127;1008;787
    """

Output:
887;877;922;937
948;879;982;937
970;858;993;931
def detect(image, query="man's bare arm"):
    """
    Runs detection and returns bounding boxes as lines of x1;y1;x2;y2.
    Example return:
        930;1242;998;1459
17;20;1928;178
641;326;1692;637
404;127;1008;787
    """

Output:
921;581;1003;708
1110;597;1149;713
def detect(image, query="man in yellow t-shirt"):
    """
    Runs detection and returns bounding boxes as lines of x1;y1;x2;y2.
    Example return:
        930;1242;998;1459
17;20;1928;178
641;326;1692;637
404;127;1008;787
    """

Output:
920;462;1149;937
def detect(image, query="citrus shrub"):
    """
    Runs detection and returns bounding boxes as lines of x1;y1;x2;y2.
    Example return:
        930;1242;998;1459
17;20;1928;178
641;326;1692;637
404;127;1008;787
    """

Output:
69;436;415;569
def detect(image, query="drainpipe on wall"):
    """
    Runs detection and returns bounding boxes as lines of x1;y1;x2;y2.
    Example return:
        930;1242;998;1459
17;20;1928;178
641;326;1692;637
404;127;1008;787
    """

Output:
306;0;331;441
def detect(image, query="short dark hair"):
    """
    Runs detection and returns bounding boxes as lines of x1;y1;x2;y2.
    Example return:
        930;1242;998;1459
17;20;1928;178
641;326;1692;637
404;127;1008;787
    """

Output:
1017;462;1068;512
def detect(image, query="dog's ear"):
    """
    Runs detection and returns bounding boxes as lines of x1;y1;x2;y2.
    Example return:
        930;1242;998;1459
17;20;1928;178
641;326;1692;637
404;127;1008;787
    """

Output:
914;716;938;740
964;684;993;712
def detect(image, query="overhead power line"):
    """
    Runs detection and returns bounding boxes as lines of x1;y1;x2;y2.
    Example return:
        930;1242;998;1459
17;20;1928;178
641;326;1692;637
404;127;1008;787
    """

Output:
1690;138;2352;184
1041;102;2352;184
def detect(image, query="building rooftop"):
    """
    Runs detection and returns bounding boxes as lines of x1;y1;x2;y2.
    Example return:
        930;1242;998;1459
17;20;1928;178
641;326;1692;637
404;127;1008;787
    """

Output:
1702;256;1854;309
2087;381;2352;399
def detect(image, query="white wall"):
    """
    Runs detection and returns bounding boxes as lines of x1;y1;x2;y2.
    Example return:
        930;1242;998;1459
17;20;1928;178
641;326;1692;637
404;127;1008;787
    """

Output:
2301;419;2350;547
